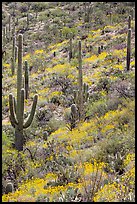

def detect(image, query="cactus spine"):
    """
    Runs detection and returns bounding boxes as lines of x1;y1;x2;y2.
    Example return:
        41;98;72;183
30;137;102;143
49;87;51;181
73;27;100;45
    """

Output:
24;60;29;99
126;28;131;71
9;34;38;151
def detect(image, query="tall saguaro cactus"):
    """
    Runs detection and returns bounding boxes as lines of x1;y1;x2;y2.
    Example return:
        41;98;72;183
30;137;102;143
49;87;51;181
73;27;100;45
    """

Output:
78;40;84;121
9;34;38;151
11;35;16;75
73;41;89;121
24;60;29;99
12;16;16;39
15;45;18;62
126;28;131;71
70;104;78;130
69;33;73;62
128;15;131;29
8;15;11;41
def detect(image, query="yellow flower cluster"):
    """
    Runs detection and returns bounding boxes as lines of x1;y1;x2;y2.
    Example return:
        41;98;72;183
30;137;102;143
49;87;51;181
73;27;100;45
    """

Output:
113;49;126;58
2;177;83;202
84;54;98;63
46;63;75;77
98;52;107;60
93;182;120;202
123;153;135;169
34;49;44;54
48;91;63;99
23;53;31;61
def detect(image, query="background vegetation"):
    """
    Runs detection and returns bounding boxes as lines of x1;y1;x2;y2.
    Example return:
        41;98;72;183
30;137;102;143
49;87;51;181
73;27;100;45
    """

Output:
2;2;135;202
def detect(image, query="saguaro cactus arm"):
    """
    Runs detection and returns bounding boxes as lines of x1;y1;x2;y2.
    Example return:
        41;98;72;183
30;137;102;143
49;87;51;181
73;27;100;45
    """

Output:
23;94;38;128
18;88;25;130
13;97;17;114
9;93;18;127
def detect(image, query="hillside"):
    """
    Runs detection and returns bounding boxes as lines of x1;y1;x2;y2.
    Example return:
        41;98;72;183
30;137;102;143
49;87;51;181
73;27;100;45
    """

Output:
2;2;135;202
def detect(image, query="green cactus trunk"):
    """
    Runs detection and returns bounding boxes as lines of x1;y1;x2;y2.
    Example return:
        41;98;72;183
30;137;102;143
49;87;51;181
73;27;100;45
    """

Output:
5;26;8;40
17;34;23;122
83;83;89;103
73;42;89;121
15;128;24;151
15;45;18;62
11;36;16;75
131;8;135;20
9;34;38;151
5;183;14;194
27;13;29;28
128;15;131;29
8;15;11;41
126;28;131;71
12;17;16;39
78;41;83;121
69;35;73;62
98;46;101;54
24;60;29;99
70;104;78;130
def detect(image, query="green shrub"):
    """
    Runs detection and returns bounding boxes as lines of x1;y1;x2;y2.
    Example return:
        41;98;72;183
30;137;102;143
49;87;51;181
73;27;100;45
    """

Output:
86;99;108;118
93;128;135;174
47;117;65;134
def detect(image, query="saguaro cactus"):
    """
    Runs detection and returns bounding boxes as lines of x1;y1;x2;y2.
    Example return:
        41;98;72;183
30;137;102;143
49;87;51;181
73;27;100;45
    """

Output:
77;40;84;121
73;41;90;121
128;15;131;29
24;60;29;99
15;45;18;62
74;83;89;105
69;33;73;62
12;16;16;39
126;28;131;71
8;15;11;41
5;183;14;194
9;34;38;151
5;25;8;40
11;35;16;75
98;46;101;54
83;83;89;103
131;8;135;20
70;104;78;130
